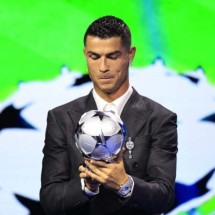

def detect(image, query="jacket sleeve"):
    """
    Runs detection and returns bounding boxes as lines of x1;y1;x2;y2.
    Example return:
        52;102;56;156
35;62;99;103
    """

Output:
127;112;178;213
40;110;89;215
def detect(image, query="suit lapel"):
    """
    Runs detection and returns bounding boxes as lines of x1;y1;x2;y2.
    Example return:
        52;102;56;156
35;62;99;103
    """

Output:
67;91;97;123
66;92;97;167
121;89;152;170
121;89;152;139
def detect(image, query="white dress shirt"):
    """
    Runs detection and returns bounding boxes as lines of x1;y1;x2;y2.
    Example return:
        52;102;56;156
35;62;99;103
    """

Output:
92;85;133;116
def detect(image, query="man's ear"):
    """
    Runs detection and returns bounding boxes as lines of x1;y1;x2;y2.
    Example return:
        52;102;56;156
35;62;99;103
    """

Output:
129;46;136;63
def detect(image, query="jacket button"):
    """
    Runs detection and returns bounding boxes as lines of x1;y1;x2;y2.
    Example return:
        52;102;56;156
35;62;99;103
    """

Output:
133;162;138;168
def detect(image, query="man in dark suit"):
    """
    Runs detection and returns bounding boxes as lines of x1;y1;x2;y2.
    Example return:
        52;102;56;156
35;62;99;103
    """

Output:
40;15;178;215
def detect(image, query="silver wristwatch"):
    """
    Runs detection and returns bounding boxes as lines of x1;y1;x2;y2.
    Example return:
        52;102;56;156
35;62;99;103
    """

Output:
117;175;133;197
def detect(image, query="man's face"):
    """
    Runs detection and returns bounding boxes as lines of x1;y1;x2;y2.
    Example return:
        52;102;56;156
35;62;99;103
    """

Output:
84;36;135;100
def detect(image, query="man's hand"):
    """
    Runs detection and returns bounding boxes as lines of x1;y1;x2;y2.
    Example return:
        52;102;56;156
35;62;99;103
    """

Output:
81;148;128;191
79;165;100;192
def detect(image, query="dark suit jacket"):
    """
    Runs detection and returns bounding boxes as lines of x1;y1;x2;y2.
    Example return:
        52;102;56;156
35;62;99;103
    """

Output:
40;88;178;215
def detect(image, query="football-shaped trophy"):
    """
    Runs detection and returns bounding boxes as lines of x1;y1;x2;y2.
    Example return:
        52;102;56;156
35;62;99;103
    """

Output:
75;110;126;162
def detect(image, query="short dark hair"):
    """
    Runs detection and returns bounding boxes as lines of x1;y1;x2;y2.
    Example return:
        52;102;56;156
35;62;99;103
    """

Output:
84;15;131;50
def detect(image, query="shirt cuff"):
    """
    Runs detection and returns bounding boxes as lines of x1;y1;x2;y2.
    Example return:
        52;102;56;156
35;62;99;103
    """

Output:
81;178;99;197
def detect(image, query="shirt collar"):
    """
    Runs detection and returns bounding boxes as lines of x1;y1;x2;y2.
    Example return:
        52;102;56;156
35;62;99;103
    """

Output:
92;86;133;116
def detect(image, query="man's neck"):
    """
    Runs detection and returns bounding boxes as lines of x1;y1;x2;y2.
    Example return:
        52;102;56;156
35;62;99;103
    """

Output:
95;85;129;102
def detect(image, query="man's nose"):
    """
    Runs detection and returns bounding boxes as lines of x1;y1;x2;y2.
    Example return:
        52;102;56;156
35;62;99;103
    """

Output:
99;58;109;73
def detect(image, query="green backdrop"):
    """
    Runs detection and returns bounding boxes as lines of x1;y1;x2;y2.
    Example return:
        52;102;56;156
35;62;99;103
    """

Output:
0;0;215;100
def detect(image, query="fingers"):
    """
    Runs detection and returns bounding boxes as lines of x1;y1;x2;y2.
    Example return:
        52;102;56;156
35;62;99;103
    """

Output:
79;165;85;172
84;160;105;174
79;165;88;179
84;168;104;183
83;160;108;184
79;165;100;192
83;147;125;167
85;159;108;167
79;163;101;180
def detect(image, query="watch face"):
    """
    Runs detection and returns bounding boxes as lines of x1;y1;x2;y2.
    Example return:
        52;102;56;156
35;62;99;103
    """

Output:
121;186;130;195
118;176;133;196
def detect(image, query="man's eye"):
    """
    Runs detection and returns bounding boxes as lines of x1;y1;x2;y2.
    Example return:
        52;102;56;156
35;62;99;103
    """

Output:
109;56;117;60
107;54;120;60
89;54;99;60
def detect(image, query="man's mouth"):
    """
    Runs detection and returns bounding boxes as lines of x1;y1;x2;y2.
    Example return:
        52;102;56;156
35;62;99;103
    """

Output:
100;76;114;79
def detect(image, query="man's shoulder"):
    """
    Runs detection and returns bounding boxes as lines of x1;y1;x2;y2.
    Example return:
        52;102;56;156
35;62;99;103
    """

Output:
51;94;89;112
133;89;176;116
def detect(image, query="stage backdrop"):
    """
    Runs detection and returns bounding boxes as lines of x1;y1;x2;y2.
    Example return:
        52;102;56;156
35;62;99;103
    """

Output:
0;1;215;214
